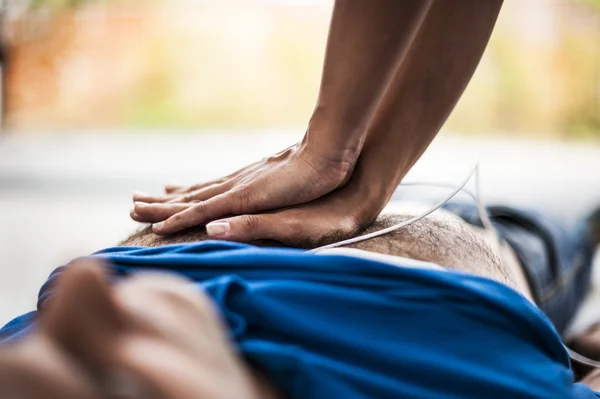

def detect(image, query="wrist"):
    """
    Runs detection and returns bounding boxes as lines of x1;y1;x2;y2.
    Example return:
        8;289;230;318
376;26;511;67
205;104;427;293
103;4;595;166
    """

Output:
298;134;360;186
301;108;366;172
344;163;396;224
352;136;415;195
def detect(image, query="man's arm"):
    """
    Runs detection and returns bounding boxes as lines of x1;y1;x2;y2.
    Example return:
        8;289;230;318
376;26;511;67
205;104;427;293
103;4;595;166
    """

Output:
133;0;505;245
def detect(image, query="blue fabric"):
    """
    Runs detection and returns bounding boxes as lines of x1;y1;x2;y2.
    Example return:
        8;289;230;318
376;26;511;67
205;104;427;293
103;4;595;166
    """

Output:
2;241;597;398
0;311;37;342
443;202;597;334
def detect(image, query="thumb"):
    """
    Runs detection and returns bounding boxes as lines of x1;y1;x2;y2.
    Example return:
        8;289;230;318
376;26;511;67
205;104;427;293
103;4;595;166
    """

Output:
42;259;125;372
206;214;294;243
205;209;357;248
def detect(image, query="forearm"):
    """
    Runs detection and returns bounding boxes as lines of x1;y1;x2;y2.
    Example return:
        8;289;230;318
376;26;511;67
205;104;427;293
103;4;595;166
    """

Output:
357;0;504;199
303;0;432;167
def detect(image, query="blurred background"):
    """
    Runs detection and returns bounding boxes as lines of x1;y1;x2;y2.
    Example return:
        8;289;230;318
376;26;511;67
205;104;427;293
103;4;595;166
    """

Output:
1;0;600;135
1;0;600;325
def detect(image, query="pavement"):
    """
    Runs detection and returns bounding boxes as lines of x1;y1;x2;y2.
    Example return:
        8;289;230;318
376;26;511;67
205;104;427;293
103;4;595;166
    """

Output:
1;130;600;327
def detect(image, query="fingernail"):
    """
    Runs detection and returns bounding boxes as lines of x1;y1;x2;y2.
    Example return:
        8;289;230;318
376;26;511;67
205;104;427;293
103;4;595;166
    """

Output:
207;221;230;237
152;222;164;231
133;191;148;198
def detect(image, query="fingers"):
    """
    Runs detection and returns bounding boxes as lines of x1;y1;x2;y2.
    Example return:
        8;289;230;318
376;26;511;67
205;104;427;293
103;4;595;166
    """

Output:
163;179;224;196
152;194;236;234
134;203;290;241
164;185;183;194
144;186;362;245
135;198;361;248
134;180;223;203
151;178;286;234
168;182;232;204
135;180;233;206
133;181;230;208
42;259;125;370
133;192;177;204
205;214;292;243
138;157;269;204
130;210;145;223
158;159;266;197
132;202;191;223
204;208;360;248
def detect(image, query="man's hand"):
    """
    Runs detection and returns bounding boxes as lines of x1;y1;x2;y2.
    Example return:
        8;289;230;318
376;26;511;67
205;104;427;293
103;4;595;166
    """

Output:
131;142;355;237
132;158;386;247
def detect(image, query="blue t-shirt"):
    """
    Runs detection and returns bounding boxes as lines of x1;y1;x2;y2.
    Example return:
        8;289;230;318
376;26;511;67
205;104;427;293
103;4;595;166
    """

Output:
3;241;599;398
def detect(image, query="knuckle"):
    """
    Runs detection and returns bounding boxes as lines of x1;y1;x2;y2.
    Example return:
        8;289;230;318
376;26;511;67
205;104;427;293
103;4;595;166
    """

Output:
338;214;361;234
232;185;252;213
166;213;185;229
240;215;260;232
284;215;302;233
275;215;305;245
144;207;158;218
192;201;206;215
308;214;362;249
181;194;194;203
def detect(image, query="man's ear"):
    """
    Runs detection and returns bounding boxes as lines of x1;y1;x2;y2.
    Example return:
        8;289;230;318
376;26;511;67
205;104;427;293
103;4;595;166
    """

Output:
41;259;126;373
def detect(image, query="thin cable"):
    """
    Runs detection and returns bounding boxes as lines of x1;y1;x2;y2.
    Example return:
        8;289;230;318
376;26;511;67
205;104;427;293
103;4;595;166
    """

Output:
399;175;494;232
565;345;600;369
474;162;495;232
397;182;477;205
310;164;480;252
402;177;498;248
